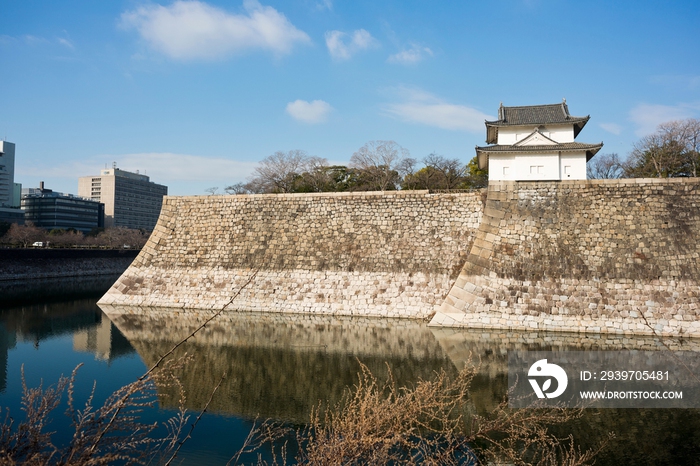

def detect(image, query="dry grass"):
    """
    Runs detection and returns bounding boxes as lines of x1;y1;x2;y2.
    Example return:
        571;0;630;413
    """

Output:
0;359;189;465
0;357;609;466
293;361;610;466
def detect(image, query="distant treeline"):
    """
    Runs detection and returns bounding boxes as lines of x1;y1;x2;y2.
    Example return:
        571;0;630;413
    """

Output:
208;141;488;195
0;223;149;249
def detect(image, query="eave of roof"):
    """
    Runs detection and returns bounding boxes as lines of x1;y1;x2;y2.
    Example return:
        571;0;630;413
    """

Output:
475;142;604;169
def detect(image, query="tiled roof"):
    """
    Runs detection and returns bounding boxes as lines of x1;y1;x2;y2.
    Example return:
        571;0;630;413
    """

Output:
476;142;603;153
484;100;590;143
475;142;603;169
488;102;589;126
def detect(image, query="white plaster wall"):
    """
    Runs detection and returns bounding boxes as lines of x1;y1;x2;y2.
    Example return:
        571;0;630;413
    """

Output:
559;152;587;180
496;124;574;144
488;155;516;181
489;153;565;181
513;153;560;181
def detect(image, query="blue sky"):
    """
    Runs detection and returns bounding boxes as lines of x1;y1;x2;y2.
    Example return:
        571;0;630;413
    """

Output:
2;0;699;195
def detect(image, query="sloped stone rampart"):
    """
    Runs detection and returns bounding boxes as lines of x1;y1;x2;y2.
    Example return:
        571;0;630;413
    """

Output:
99;190;484;318
431;178;700;337
99;179;700;336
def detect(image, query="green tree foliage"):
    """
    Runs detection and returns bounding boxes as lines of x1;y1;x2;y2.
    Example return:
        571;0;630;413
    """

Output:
402;153;466;190
624;119;700;178
402;155;488;190
240;146;490;195
294;165;360;193
465;155;489;188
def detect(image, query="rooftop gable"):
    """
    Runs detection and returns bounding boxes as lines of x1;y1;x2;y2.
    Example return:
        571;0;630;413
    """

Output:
514;129;558;147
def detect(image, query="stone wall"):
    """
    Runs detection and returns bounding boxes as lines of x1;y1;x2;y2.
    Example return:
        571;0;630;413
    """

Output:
431;178;700;337
99;179;700;336
99;190;484;318
0;248;138;281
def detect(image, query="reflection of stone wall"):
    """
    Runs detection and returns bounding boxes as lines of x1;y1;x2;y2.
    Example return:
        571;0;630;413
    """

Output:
432;327;700;374
105;307;457;422
99;191;484;318
106;307;700;464
106;306;700;418
104;305;448;360
432;179;700;337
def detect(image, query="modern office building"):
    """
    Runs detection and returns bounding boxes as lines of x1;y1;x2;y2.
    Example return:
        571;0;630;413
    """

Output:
21;182;104;233
78;165;167;230
0;141;24;224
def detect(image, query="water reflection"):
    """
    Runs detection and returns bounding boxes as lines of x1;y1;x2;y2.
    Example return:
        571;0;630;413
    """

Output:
0;274;124;308
101;306;458;422
0;299;136;392
101;305;700;465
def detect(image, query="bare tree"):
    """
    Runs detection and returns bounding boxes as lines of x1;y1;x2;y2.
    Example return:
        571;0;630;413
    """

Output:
4;223;45;247
349;140;410;191
47;229;85;248
204;187;219;195
624;119;700;178
401;154;469;190
424;153;467;189
247;150;328;193
87;227;146;249
295;157;336;192
666;118;700;177
224;182;249;195
587;153;624;179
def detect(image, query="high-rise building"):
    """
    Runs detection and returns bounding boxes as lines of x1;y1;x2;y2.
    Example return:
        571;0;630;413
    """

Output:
78;165;167;230
0;141;24;224
22;182;104;233
0;141;15;207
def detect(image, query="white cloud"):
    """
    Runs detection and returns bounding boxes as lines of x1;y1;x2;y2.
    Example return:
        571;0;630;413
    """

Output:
382;87;493;132
120;0;311;61
599;123;622;135
387;44;433;65
629;103;700;136
57;37;74;49
316;0;333;10
286;99;333;124
650;75;700;90
0;34;75;50
118;153;257;182
23;35;50;46
325;29;377;60
21;153;255;184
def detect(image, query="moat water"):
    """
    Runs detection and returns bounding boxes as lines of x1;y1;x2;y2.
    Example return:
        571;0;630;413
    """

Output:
1;276;699;465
